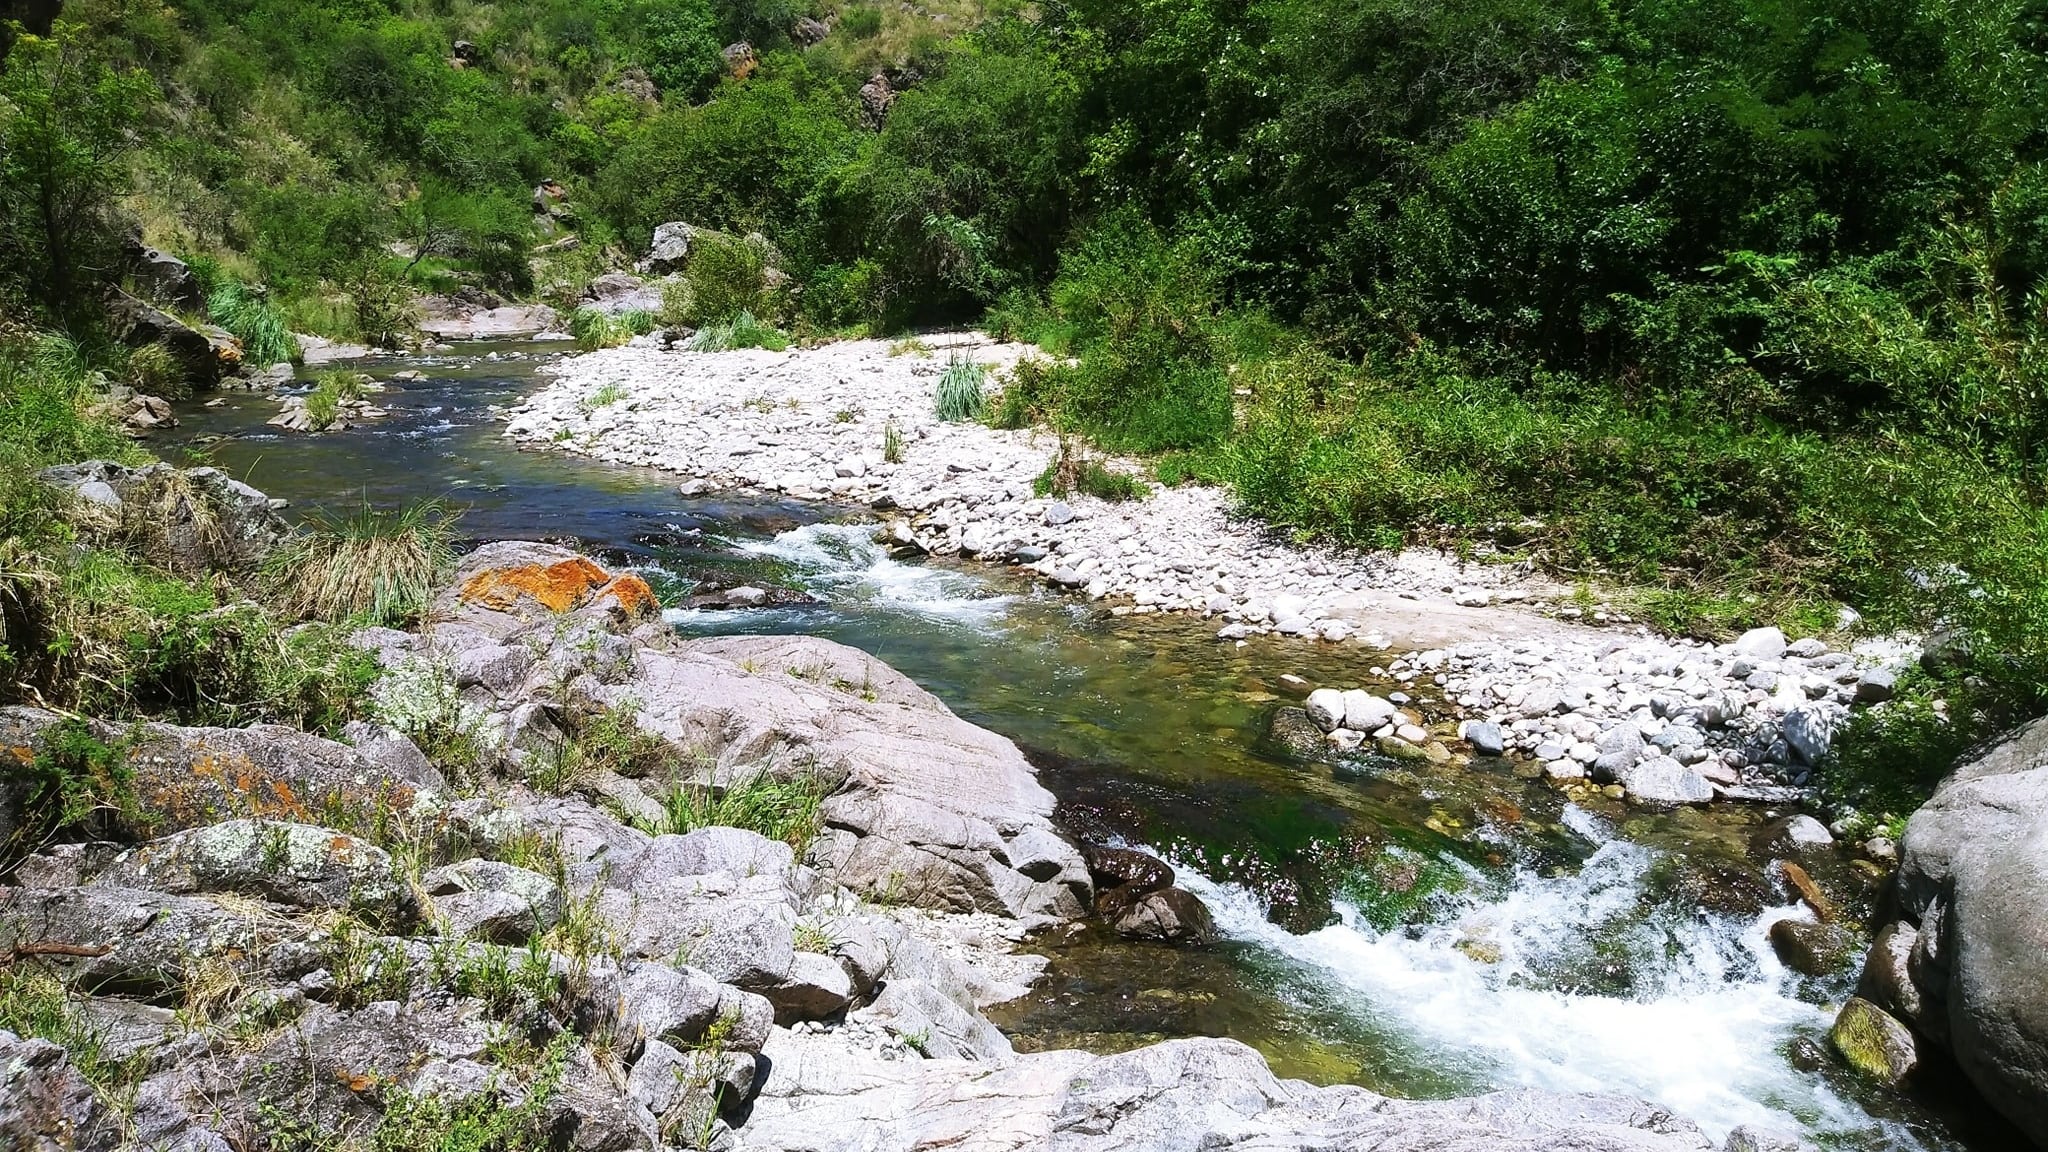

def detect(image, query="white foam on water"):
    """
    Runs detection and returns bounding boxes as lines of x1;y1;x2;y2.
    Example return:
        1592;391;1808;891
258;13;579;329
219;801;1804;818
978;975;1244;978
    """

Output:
733;522;1014;622
1175;837;1931;1149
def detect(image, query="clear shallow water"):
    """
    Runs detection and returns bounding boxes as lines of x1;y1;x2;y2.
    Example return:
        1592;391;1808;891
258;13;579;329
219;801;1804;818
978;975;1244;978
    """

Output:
168;349;1997;1151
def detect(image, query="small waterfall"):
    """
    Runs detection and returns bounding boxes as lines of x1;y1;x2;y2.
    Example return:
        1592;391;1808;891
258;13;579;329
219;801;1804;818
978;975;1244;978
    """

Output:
1172;808;1941;1149
721;523;1016;621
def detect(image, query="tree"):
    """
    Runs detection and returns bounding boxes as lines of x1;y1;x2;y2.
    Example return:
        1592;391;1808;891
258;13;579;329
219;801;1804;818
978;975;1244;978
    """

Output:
0;21;159;317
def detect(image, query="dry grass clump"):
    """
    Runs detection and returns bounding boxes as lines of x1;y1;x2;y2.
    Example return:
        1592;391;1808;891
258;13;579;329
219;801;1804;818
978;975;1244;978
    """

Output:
268;499;456;626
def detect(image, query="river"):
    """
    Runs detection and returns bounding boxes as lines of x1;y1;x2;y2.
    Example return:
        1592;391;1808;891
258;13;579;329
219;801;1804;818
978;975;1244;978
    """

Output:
168;344;1995;1151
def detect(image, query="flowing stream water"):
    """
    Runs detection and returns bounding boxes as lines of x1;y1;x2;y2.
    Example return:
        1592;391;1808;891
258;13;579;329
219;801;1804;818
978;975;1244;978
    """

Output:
168;346;1999;1151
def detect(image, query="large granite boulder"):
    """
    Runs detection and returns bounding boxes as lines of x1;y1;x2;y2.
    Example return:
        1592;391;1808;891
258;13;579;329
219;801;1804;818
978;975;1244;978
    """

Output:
1835;714;2048;1146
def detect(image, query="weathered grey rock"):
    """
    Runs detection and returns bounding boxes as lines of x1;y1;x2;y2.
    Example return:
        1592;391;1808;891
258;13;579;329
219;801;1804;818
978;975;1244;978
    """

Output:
1615;755;1715;805
602;632;1090;921
38;461;290;575
94;819;413;925
1461;720;1506;757
601;872;797;989
0;885;270;998
1733;627;1788;661
1341;689;1397;732
107;289;241;384
0;707;437;848
1854;668;1897;703
644;222;701;275
1303;689;1345;733
425;858;564;943
341;720;442;786
1592;724;1646;781
1766;814;1834;853
616;828;794;890
768;950;857;1023
1109;888;1216;943
1834;714;2048;1145
0;1030;105;1152
1767;917;1853;977
1781;706;1837;765
863;976;1013;1063
613;962;772;1055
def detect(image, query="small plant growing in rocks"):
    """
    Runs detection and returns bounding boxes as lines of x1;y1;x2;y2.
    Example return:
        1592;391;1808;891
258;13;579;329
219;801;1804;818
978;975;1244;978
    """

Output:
883;421;905;463
934;354;987;422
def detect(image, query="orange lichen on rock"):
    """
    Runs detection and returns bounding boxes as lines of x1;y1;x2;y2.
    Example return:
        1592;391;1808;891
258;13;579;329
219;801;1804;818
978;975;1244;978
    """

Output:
460;557;615;613
598;573;660;620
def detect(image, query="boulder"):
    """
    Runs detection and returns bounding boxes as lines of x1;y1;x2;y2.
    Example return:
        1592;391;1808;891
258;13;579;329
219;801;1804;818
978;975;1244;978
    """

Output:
0;707;439;847
37;461;291;574
1303;689;1344;733
1614;755;1714;805
1265;707;1327;757
643;222;701;275
1109;888;1216;943
107;289;241;385
126;239;207;311
1829;997;1919;1086
1341;689;1397;732
0;1030;106;1151
1732;627;1788;661
93;819;413;925
1461;720;1506;757
0;885;270;998
858;72;896;128
607;632;1091;921
424;858;564;943
1837;714;2048;1145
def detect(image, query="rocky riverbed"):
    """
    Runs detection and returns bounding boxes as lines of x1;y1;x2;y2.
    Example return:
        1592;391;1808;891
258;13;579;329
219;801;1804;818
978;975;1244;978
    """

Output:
0;519;1785;1152
503;337;1917;824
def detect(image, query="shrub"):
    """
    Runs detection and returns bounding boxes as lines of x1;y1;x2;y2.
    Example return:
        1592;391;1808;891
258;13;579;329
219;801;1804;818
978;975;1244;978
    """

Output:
125;343;189;399
266;499;456;626
679;232;789;326
206;280;299;365
933;354;986;422
839;6;882;38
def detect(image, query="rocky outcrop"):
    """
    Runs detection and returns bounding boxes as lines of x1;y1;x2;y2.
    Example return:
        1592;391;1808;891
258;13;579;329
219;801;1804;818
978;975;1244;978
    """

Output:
418;541;1092;922
106;289;241;385
743;1034;1737;1152
417;294;556;339
0;707;442;848
0;1030;106;1151
37;459;290;574
1834;715;2048;1146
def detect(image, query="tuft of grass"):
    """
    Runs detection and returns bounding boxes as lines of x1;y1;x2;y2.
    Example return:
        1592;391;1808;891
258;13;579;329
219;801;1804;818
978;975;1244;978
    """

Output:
207;280;299;365
882;421;904;464
126;342;189;399
266;499;456;626
637;770;826;855
584;381;629;410
0;964;142;1096
888;336;933;358
570;307;637;351
1034;438;1144;502
688;311;790;353
934;353;986;422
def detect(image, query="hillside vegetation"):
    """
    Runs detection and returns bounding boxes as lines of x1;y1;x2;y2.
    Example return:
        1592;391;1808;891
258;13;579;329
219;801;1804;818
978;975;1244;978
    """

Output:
2;0;2046;809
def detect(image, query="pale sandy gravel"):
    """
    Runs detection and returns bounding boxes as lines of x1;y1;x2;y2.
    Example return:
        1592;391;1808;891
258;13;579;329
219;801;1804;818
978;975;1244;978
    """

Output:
500;332;1594;651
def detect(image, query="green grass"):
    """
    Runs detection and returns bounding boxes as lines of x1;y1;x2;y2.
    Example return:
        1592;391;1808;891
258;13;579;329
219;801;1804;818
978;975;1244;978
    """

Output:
1034;439;1144;502
934;354;987;422
882;421;905;463
569;307;638;350
688;311;790;352
207;279;299;365
265;499;456;626
637;770;827;855
0;965;141;1096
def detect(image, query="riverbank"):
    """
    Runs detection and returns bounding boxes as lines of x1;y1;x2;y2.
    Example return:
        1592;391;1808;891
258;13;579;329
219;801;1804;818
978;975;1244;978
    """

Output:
504;337;1916;821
